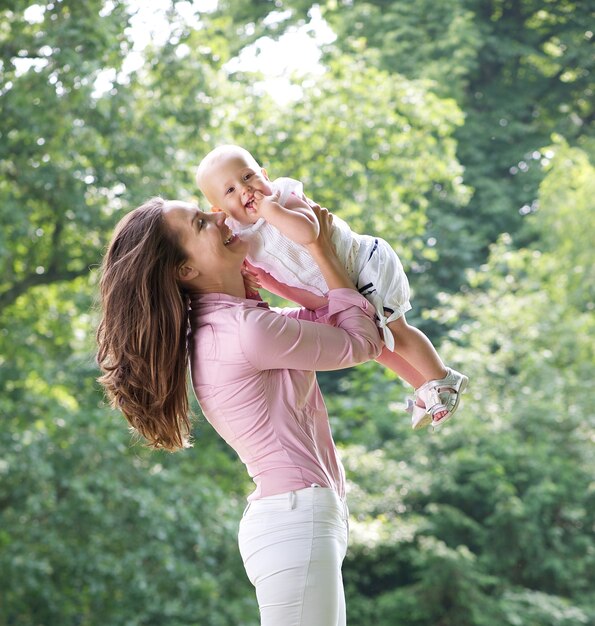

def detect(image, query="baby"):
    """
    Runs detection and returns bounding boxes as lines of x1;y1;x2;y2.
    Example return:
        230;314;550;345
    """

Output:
196;144;467;428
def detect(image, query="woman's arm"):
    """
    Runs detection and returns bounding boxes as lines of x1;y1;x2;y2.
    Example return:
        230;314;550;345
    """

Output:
239;204;382;371
304;204;353;291
239;291;382;372
245;262;329;311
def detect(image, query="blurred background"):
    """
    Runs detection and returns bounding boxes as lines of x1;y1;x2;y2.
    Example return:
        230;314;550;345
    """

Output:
1;1;593;624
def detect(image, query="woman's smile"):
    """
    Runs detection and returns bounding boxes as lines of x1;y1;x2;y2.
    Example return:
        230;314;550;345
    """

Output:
224;233;239;246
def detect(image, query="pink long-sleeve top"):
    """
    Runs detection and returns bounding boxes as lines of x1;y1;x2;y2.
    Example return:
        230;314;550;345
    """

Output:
188;288;382;501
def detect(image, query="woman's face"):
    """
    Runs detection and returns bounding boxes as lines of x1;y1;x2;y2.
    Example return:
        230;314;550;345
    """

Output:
162;201;248;282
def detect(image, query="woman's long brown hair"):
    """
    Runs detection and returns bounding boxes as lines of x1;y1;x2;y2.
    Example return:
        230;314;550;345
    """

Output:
96;197;192;451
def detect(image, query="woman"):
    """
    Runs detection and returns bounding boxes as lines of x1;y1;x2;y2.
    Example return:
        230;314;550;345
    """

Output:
96;196;382;626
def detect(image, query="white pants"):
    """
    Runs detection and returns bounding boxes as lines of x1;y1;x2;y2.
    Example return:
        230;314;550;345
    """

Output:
238;485;349;626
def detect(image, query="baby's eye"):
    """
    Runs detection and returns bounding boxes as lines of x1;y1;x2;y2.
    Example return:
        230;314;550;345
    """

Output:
244;173;253;181
225;186;234;195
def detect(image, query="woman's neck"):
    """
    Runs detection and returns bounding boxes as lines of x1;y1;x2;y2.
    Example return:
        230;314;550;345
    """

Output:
189;272;247;299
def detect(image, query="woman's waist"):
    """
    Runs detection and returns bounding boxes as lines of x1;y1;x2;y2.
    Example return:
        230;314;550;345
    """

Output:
247;465;345;502
245;484;348;519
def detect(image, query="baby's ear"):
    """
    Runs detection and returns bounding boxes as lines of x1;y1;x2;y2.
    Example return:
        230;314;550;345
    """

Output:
261;167;270;181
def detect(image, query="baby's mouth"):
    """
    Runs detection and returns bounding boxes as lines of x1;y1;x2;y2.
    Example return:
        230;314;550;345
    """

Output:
245;199;254;210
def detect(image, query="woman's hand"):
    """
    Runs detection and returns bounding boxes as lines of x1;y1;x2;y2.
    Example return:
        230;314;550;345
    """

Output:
305;201;355;292
304;202;335;257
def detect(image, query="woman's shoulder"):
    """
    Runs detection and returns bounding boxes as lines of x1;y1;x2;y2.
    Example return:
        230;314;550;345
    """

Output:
190;296;270;340
191;302;275;366
237;303;293;343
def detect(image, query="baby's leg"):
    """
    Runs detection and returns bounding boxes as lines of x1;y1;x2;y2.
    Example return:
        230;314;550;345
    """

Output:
387;315;453;422
387;315;471;424
387;314;447;383
375;346;425;389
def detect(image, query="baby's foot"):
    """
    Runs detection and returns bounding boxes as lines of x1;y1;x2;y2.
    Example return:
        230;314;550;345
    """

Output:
429;368;469;427
406;397;432;430
410;368;468;429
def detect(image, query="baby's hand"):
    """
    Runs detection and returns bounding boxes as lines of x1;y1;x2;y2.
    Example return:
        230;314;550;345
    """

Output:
241;262;261;297
250;189;282;219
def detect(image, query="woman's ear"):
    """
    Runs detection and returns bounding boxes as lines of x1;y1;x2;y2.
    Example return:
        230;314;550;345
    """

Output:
177;263;199;282
211;205;224;213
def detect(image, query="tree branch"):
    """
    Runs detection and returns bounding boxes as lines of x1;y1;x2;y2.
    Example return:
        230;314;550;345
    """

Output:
0;267;90;311
47;220;65;274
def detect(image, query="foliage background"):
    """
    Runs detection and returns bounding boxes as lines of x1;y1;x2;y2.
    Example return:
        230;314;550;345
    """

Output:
1;1;593;624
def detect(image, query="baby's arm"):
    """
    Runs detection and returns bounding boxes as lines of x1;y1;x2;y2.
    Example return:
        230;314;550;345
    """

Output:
251;190;320;245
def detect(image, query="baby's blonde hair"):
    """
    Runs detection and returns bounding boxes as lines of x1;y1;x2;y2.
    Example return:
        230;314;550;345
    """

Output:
195;144;260;196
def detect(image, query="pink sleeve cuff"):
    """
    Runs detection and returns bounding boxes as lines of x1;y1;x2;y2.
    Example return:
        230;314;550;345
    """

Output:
314;288;375;325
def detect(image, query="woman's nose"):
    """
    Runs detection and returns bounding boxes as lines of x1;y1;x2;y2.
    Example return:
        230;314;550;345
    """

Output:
213;212;226;226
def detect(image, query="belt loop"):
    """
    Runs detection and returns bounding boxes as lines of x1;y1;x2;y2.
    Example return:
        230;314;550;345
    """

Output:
289;491;296;510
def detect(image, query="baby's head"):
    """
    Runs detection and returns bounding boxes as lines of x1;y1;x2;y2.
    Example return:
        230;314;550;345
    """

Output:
195;145;273;225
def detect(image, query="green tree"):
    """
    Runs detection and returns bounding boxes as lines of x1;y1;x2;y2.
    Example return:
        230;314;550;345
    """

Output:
2;1;592;624
216;0;594;291
328;141;595;625
1;3;256;624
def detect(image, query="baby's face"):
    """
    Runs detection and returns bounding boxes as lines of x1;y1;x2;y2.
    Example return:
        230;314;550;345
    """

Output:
202;152;273;225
